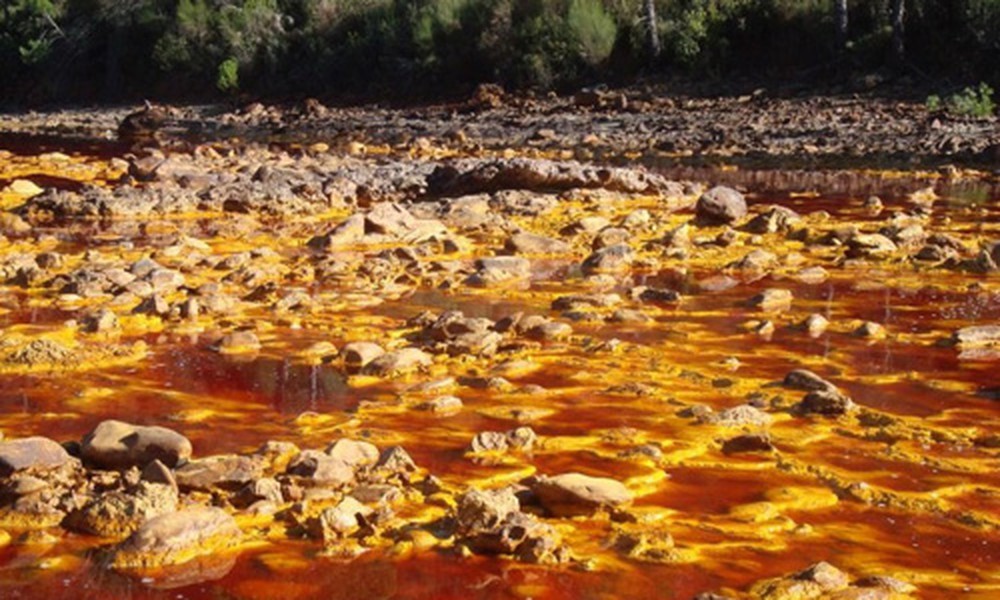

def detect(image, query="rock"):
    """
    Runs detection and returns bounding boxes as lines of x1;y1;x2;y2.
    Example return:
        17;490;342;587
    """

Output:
798;390;856;416
721;433;774;454
325;439;379;469
581;243;634;273
141;459;177;491
504;232;570;255
68;481;177;538
749;288;793;312
709;404;773;428
83;308;119;333
794;266;829;284
846;233;897;259
419;395;463;414
696;186;747;224
213;330;261;354
456;488;520;534
341;342;385;370
952;325;1000;347
854;321;885;338
0;437;75;477
467;256;531;286
592;227;630;250
286;450;354;486
532;473;632;517
803;314;829;337
753;562;852;599
362;347;432;375
111;507;241;569
745;205;800;233
174;455;264;491
82;420;192;469
726;249;777;273
635;287;681;304
316;496;371;542
783;369;838;393
374;446;417;474
308;214;365;249
470;431;508;453
427;158;678;197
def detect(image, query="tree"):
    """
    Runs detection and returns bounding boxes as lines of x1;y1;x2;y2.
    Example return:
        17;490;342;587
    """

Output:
643;0;660;61
889;0;905;65
834;0;848;53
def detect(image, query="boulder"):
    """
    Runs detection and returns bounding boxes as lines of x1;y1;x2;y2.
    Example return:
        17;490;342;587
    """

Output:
532;473;632;516
504;232;570;255
362;347;432;376
0;437;75;477
68;481;177;538
285;450;354;486
325;439;380;469
82;420;192;469
696;186;747;224
581;243;634;273
111;507;241;569
174;455;264;491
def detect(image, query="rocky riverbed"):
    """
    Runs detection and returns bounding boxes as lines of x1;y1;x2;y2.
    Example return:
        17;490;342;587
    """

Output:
0;102;997;599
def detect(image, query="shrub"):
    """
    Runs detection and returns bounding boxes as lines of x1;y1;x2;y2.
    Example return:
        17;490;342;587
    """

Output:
216;56;239;92
567;0;616;67
928;83;996;118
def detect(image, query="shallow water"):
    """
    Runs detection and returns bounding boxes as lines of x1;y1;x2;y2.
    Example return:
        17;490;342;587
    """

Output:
0;147;998;599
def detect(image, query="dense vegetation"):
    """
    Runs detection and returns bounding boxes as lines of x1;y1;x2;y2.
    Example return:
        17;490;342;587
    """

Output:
2;0;1000;105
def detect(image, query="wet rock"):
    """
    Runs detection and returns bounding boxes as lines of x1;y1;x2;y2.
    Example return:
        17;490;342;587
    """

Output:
951;325;1000;347
532;473;632;517
592;227;630;250
797;390;856;416
419;395;463;415
783;369;838;393
467;256;531;286
470;431;509;453
726;249;777;273
456;488;520;534
749;288;793;312
581;243;634;273
708;404;773;428
0;437;75;477
803;314;829;337
325;439;380;469
427;158;679;197
83;308;119;333
174;455;264;491
308;214;365;249
746;205;801;233
696;186;747;224
82;420;192;470
315;496;371;542
504;232;570;255
794;266;829;284
341;342;385;370
362;347;432;376
854;321;886;338
634;287;681;304
111;507;241;569
846;233;898;259
286;450;354;486
753;561;851;599
68;481;177;538
374;446;417;474
213;330;261;354
721;433;774;454
141;459;177;491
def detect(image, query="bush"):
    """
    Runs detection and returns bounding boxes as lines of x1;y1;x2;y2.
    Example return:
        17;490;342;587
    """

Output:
927;83;996;118
567;0;616;67
217;56;239;92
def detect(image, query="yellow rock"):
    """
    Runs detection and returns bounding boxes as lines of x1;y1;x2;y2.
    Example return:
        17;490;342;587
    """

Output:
7;179;43;196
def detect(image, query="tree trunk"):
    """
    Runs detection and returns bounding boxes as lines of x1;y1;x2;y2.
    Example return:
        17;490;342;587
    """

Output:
643;0;660;61
834;0;848;53
890;0;905;65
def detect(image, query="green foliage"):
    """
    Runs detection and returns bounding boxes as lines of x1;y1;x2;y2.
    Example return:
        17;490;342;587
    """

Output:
567;0;616;66
217;56;239;92
3;0;1000;104
928;83;996;118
